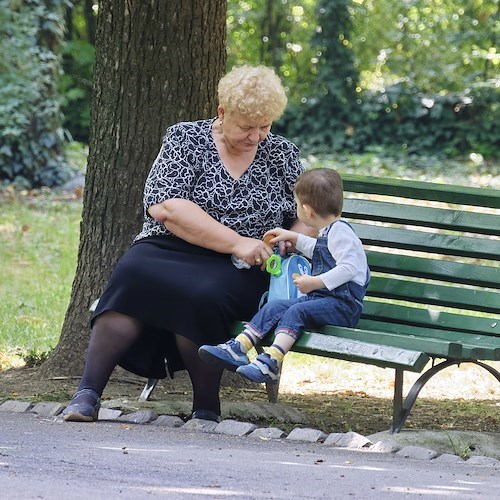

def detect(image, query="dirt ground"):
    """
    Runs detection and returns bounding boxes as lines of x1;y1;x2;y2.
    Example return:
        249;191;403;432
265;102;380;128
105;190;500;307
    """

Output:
1;358;498;436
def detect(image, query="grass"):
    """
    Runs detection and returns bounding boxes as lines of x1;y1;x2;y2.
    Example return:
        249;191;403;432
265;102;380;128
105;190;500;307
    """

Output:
0;188;82;368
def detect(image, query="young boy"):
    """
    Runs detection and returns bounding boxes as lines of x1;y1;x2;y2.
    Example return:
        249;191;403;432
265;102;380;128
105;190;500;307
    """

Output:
198;168;370;383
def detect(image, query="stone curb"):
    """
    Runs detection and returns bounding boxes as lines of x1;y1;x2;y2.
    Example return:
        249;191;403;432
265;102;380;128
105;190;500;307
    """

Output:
1;399;499;468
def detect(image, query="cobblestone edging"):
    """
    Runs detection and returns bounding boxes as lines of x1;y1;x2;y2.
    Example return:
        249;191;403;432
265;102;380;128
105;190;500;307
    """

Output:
1;400;499;468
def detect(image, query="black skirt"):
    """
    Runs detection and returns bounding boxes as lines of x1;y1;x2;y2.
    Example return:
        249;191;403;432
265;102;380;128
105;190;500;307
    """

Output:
92;236;270;379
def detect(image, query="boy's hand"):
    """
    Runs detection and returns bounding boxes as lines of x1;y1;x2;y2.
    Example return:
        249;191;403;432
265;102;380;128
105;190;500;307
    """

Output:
293;274;324;294
264;228;298;255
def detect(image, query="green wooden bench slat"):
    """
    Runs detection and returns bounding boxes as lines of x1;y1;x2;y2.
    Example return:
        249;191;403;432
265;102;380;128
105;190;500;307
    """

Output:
361;301;500;337
292;330;430;372
344;199;500;236
357;319;500;361
318;324;463;358
366;251;500;288
368;276;499;314
352;223;500;260
343;174;500;209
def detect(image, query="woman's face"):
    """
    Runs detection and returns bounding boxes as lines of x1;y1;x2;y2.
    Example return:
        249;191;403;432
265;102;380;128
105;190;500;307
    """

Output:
219;109;272;153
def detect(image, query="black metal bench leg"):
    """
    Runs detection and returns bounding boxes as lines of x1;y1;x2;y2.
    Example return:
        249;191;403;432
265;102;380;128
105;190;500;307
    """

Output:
473;360;500;383
391;369;404;433
392;359;456;433
392;359;500;433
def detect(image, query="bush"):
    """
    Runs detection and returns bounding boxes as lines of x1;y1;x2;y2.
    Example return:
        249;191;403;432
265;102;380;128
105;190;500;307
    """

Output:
285;79;499;158
0;0;72;188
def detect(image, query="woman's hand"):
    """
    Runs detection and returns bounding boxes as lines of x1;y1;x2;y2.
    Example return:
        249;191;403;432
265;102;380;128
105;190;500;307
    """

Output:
232;236;274;268
293;274;324;294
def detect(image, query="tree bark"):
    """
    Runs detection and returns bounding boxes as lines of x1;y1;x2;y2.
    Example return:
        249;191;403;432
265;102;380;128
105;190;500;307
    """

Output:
39;0;227;377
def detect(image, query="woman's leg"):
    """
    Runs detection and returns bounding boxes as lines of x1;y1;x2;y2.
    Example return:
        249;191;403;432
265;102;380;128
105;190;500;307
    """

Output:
63;311;143;421
175;334;223;417
77;311;143;397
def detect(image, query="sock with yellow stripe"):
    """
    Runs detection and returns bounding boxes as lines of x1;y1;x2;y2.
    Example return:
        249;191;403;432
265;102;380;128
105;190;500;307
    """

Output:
266;344;286;364
235;330;256;353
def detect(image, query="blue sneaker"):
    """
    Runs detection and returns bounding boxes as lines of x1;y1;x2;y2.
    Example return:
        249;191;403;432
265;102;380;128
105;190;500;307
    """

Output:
198;339;250;371
236;353;280;383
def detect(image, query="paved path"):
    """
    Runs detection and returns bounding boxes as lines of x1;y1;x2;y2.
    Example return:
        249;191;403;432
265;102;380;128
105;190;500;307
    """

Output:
1;412;499;499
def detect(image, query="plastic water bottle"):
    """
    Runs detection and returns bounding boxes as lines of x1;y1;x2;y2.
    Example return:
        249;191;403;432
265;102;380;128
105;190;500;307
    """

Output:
231;255;251;269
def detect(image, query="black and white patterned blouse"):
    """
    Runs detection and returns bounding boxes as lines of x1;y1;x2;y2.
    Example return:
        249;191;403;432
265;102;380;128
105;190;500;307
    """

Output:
135;119;304;242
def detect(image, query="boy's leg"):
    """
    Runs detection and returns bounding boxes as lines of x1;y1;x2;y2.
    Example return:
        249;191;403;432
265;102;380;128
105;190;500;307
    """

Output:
198;299;297;371
236;329;299;383
236;301;305;384
267;330;297;362
238;296;362;383
243;298;299;348
236;298;315;384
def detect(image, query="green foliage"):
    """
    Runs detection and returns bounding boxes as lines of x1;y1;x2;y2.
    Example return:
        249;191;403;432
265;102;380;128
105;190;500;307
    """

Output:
228;0;498;158
289;78;499;157
59;39;94;142
59;0;97;142
346;79;499;157
23;348;50;367
227;0;499;98
227;0;318;103
275;0;360;151
0;0;72;188
351;0;499;92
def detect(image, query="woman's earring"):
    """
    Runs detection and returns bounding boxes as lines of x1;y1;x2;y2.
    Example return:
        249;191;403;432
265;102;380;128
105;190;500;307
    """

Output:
220;120;223;126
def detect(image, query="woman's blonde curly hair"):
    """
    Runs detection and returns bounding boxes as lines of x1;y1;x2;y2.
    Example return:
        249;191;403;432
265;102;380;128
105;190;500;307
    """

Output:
218;65;287;122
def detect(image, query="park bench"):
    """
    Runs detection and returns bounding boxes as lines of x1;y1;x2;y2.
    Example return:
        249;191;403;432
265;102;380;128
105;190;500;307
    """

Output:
139;175;500;433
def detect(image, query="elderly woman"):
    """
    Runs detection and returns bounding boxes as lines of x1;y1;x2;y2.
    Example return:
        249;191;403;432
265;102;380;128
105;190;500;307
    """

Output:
63;65;306;423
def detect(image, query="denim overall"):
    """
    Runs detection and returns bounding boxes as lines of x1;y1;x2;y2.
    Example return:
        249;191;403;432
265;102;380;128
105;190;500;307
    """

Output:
246;221;370;342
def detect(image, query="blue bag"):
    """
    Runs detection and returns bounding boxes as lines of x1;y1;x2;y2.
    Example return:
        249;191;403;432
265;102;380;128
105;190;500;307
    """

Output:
259;253;311;308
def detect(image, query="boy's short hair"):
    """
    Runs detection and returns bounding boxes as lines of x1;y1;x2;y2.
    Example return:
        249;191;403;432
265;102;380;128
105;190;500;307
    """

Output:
294;168;343;217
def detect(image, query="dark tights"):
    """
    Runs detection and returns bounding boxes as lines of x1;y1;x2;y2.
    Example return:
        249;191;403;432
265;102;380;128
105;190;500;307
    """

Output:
75;311;222;415
175;335;223;414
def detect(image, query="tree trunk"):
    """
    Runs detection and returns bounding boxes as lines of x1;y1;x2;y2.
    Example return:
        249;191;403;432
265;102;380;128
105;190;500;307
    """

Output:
39;0;227;377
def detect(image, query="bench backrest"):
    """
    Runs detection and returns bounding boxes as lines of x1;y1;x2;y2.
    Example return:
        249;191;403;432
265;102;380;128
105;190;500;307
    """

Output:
341;175;500;361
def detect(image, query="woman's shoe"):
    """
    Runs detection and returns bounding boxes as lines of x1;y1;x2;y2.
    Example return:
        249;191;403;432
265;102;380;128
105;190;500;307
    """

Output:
191;410;221;423
62;388;101;422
